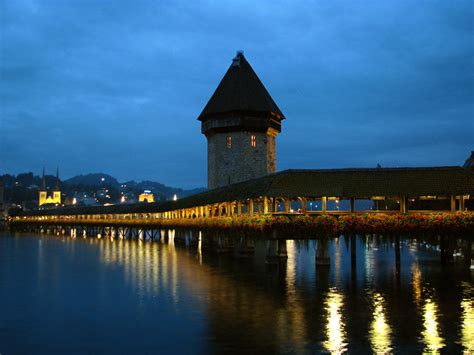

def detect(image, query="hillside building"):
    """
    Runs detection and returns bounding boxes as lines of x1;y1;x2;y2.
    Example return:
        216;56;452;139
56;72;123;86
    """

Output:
39;168;61;206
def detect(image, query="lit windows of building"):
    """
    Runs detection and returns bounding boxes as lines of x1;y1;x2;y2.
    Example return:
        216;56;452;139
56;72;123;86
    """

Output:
251;135;257;148
226;136;232;149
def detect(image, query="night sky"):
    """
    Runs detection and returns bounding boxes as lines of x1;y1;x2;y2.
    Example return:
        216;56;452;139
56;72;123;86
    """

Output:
1;1;473;188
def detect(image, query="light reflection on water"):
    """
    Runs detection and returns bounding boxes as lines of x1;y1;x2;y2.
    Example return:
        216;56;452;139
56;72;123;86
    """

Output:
369;292;392;354
461;282;474;353
323;288;347;354
0;231;472;354
421;297;444;353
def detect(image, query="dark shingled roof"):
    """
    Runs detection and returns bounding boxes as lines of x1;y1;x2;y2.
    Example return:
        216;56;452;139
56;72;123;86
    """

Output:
18;167;474;216
164;166;474;209
198;52;285;121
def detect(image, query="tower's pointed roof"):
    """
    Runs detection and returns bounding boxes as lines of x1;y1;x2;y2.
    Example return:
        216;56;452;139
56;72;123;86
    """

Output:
198;51;285;121
463;151;474;168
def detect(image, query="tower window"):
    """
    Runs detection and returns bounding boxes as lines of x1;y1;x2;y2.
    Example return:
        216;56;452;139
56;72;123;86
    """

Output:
226;136;232;149
251;135;257;148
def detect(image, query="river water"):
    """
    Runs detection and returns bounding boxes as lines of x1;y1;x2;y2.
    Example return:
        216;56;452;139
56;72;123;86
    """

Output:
0;231;472;354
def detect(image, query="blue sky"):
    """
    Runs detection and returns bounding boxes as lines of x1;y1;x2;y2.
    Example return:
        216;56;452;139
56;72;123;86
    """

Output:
1;0;473;188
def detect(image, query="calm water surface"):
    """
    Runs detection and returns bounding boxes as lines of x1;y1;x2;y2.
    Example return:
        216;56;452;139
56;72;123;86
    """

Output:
0;231;472;354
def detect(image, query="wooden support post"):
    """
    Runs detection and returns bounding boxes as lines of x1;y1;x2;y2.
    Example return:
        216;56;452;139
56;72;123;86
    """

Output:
272;198;277;213
217;204;222;217
237;201;242;215
249;199;254;215
322;197;327;213
263;197;269;214
350;198;355;213
459;196;465;211
450;196;456;212
300;197;307;213
285;199;291;213
400;196;407;214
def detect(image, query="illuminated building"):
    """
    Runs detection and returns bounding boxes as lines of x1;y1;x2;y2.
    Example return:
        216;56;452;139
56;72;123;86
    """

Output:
38;167;61;206
138;190;155;203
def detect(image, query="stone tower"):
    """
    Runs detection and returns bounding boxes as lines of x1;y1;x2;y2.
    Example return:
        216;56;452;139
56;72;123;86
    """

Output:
199;51;285;189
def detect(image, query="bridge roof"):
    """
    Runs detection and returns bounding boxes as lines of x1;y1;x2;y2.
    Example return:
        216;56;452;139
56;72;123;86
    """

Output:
17;166;474;216
167;166;474;209
198;52;285;121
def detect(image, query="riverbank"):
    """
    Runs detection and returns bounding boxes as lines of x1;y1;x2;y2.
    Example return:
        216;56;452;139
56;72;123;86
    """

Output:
9;212;474;236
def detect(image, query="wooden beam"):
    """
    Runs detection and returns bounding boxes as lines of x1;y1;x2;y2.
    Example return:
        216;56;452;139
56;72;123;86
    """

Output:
322;197;327;213
300;197;307;213
459;196;465;211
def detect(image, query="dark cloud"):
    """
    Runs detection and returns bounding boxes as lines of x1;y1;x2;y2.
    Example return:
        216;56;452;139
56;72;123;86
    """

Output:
1;0;473;188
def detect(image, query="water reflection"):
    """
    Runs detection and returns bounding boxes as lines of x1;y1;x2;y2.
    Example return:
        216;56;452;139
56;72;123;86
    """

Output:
421;296;445;353
369;292;392;354
2;231;472;353
461;282;474;353
411;262;422;307
323;288;347;354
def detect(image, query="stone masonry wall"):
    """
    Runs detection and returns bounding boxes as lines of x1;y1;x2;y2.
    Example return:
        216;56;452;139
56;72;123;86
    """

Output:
207;131;277;189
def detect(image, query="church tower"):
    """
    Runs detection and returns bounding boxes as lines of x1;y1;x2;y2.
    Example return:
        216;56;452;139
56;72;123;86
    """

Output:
199;51;285;189
38;167;48;206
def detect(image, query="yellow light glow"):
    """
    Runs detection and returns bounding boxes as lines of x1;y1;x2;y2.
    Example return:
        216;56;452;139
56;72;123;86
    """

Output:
422;298;445;353
461;282;474;353
323;288;347;354
369;292;392;354
411;263;422;307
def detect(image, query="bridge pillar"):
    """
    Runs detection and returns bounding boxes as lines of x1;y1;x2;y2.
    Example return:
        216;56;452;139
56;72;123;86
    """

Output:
266;240;288;263
263;197;269;214
322;197;327;213
273;198;278;212
450;195;456;212
350;198;355;213
351;234;356;269
235;237;255;258
399;196;407;214
300;197;307;213
316;238;330;267
249;199;254;215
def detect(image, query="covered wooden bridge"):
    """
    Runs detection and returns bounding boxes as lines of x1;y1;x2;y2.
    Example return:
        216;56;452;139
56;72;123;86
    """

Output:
11;166;474;224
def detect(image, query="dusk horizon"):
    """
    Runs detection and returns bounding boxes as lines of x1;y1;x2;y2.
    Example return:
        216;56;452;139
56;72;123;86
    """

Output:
2;1;473;189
